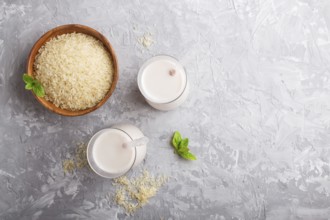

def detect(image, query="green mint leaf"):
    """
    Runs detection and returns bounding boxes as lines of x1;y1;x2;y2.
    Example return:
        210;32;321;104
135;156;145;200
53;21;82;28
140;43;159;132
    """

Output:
172;131;182;148
176;137;188;153
25;83;33;90
178;138;189;153
23;74;34;84
33;83;45;97
178;146;189;154
171;132;197;161
179;138;189;148
180;151;197;160
23;73;45;97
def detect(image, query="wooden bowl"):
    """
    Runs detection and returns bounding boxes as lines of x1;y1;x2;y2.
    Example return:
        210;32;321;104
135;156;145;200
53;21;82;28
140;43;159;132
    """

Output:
26;24;119;116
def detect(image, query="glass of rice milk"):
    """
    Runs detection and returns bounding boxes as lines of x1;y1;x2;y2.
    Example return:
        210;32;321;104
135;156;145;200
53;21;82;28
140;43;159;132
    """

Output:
137;55;189;110
87;124;147;178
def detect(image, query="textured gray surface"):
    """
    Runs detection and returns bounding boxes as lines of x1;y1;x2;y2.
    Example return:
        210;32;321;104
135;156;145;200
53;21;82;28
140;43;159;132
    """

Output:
1;0;330;219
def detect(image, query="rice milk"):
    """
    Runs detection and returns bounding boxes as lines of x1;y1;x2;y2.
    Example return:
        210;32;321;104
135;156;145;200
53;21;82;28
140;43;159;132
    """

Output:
138;55;189;110
91;129;135;175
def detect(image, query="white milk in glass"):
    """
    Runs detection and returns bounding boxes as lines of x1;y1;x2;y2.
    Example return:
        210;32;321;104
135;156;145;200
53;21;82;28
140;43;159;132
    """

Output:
87;124;147;179
92;129;135;175
138;55;189;110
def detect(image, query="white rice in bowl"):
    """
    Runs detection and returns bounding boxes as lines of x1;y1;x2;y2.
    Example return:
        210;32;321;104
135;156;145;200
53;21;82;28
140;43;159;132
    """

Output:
34;32;114;111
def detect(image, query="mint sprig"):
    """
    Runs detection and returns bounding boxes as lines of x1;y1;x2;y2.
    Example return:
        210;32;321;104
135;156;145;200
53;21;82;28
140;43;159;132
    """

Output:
171;131;197;160
23;74;45;97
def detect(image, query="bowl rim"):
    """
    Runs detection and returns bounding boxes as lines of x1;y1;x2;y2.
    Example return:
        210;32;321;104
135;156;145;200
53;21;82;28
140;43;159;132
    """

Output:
26;24;119;116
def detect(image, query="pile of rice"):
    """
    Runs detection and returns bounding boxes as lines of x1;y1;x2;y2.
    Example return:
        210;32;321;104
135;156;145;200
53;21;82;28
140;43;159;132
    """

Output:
34;32;114;111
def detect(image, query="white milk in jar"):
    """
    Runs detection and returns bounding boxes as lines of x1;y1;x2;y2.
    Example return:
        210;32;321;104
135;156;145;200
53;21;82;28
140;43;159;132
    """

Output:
87;124;147;178
92;129;134;175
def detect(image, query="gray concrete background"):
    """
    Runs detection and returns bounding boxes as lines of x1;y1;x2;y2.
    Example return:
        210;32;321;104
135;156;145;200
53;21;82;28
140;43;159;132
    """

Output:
1;0;330;219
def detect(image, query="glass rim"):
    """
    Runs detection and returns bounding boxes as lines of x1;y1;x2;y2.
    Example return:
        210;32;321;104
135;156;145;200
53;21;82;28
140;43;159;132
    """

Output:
87;128;137;179
137;54;188;104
